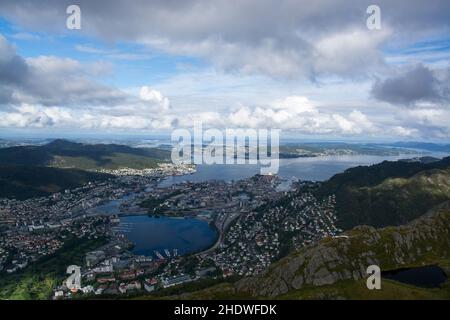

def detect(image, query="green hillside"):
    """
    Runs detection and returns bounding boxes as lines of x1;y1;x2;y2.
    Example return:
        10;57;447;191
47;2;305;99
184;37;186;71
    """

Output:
0;140;171;200
50;152;161;170
0;139;170;170
0;237;107;300
317;157;450;229
278;278;450;300
0;166;111;200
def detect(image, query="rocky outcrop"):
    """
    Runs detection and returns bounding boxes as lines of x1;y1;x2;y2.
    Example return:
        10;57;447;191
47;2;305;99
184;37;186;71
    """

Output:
234;202;450;297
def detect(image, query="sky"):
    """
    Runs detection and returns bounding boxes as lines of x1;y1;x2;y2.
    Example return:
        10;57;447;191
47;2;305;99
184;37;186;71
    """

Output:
0;0;449;141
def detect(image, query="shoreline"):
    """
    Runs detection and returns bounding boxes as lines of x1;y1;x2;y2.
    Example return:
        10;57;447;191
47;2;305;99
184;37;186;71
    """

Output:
113;213;220;259
91;152;446;260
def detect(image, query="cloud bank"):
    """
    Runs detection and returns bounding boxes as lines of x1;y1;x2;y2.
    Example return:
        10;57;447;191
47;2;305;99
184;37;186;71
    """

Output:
372;64;450;106
0;1;449;140
1;0;449;79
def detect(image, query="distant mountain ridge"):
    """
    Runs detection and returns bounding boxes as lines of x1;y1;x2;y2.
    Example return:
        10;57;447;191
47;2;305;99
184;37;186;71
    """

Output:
0;139;170;170
0;139;170;200
388;142;450;153
0;166;111;200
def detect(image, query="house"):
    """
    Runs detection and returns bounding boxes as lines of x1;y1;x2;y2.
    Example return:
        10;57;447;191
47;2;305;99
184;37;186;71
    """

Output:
53;291;64;299
162;274;193;288
144;281;155;293
86;250;106;267
97;276;116;284
119;283;127;294
81;285;94;294
127;281;141;291
119;270;136;280
196;267;217;277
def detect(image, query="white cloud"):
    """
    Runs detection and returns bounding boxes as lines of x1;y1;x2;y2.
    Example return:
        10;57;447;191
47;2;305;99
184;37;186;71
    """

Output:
75;44;153;60
272;96;316;114
407;108;449;126
225;96;379;136
0;34;127;107
140;86;171;111
313;28;390;77
10;32;41;41
1;2;449;141
390;126;420;137
1;94;449;140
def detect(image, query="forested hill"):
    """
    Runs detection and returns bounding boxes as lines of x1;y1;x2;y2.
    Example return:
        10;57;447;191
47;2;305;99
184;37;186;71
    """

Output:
0;166;111;200
0;139;170;170
317;156;450;229
0;139;171;200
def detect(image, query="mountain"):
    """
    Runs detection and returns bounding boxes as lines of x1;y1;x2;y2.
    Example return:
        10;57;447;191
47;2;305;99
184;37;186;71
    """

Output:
316;157;450;229
0;166;111;200
177;202;450;300
135;158;450;300
279;142;419;158
389;142;450;153
0;139;170;170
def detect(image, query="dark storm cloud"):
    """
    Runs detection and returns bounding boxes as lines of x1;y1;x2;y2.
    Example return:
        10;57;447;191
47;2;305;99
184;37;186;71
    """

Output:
0;0;448;40
0;48;29;86
371;64;450;106
0;34;130;107
1;0;449;78
0;34;30;103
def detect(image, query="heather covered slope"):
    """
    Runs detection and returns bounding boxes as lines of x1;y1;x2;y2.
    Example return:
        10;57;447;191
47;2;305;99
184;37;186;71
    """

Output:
235;202;450;297
171;202;450;300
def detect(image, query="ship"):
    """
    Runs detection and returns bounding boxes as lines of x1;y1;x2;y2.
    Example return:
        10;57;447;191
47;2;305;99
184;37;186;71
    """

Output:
164;249;171;258
154;250;164;260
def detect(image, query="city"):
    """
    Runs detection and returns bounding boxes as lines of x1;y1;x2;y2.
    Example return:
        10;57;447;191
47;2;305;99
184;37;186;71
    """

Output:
0;162;341;299
1;0;449;312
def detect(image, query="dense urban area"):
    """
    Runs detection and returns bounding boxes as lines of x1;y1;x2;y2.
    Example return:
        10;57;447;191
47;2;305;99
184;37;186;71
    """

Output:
0;162;340;299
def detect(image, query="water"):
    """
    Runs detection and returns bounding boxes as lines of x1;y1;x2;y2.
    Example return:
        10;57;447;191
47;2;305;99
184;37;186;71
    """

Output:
382;265;448;288
93;199;122;214
115;215;218;258
100;152;449;258
159;153;447;186
88;193;135;215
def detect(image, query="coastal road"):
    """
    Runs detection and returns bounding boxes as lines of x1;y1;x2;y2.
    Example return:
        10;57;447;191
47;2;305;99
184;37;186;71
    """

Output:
197;211;242;257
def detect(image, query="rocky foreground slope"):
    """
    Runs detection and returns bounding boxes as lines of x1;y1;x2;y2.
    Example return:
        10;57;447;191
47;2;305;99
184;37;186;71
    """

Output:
180;202;450;299
238;202;450;297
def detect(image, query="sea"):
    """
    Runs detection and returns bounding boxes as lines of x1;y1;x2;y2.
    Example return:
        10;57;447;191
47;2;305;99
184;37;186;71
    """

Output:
103;152;450;258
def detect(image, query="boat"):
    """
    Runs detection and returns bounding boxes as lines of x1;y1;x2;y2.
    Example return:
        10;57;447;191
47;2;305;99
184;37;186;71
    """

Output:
154;250;164;260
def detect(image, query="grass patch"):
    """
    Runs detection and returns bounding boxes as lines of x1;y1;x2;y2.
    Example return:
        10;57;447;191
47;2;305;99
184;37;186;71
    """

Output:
0;236;107;300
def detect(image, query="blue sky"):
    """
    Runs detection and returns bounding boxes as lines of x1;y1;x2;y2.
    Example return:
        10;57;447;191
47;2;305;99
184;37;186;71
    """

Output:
0;17;205;87
0;0;449;141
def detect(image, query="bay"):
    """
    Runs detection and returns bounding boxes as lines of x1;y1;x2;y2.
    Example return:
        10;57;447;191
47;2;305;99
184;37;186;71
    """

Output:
115;215;218;258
